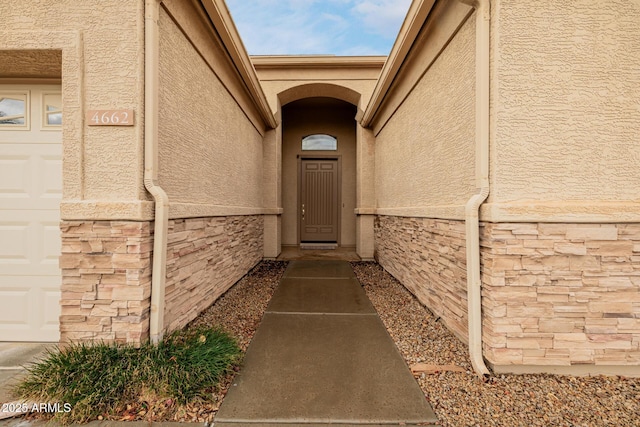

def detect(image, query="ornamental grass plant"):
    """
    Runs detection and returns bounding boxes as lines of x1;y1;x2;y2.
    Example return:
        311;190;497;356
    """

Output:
13;326;241;424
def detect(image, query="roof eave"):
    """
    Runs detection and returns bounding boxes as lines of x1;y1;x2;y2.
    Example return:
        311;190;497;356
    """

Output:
360;0;437;128
251;55;387;70
200;0;277;129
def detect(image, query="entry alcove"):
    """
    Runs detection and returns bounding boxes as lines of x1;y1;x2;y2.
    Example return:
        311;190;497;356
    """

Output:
281;97;357;248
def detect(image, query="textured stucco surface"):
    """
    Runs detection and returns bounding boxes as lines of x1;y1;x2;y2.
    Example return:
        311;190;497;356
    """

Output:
356;126;376;211
374;15;476;219
254;58;382;114
262;128;282;257
0;50;62;79
260;80;376;114
355;125;376;259
282;98;357;246
1;0;145;206
158;7;264;214
491;0;640;213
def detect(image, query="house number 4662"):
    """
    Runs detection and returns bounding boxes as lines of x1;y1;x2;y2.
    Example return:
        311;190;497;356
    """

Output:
87;109;135;126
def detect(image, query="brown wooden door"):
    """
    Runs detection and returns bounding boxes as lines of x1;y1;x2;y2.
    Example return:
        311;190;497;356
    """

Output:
300;159;339;242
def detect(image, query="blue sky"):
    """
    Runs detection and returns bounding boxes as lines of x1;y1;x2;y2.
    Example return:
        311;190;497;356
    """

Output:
225;0;412;56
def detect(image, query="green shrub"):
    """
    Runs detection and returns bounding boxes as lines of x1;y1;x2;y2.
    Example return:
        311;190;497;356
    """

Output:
13;327;241;424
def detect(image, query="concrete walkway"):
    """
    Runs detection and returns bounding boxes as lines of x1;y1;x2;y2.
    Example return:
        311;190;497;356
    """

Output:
276;246;361;262
215;260;438;426
0;343;54;405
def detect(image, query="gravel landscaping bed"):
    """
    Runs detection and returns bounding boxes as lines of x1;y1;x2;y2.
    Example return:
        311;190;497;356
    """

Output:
351;261;640;427
12;261;288;425
188;260;287;351
105;261;287;424
163;260;288;423
78;259;636;425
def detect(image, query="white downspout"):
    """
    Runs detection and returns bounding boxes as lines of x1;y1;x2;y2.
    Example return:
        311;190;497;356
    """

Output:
461;0;491;377
144;0;169;344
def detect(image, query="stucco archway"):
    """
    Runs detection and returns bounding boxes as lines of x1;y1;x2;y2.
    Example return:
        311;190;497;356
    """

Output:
261;82;375;260
277;83;362;112
280;97;357;250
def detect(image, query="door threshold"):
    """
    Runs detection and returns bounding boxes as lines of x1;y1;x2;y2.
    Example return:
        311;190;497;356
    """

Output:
300;243;338;250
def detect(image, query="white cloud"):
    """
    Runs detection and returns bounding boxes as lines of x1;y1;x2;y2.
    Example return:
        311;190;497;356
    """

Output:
227;0;349;54
339;44;388;56
225;0;412;55
350;0;412;39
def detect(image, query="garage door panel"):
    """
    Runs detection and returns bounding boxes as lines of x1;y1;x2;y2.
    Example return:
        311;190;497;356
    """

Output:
1;84;61;342
43;289;62;327
0;278;61;342
0;222;30;262
41;155;62;196
0;212;60;276
0;275;60;341
0;156;30;197
42;222;62;265
0;198;61;211
0;144;61;210
0;288;30;325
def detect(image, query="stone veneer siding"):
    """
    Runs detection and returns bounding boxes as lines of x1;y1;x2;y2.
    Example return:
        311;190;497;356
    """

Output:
481;223;640;367
374;216;469;340
163;215;263;332
375;217;640;368
59;215;263;345
59;221;153;344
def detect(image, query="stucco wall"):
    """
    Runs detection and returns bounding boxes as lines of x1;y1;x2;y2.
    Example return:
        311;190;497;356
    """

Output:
489;0;640;221
0;0;146;218
0;50;62;79
374;14;476;219
254;58;383;114
261;80;376;114
282;98;357;246
158;6;264;218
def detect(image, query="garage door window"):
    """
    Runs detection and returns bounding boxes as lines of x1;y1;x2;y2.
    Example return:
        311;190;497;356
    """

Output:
43;93;62;127
0;91;29;128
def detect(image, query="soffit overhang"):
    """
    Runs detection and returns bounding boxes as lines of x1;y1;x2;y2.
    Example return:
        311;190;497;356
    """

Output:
252;55;386;83
252;55;387;70
0;50;62;80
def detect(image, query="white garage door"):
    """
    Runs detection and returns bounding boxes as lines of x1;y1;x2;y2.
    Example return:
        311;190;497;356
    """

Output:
0;85;62;342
